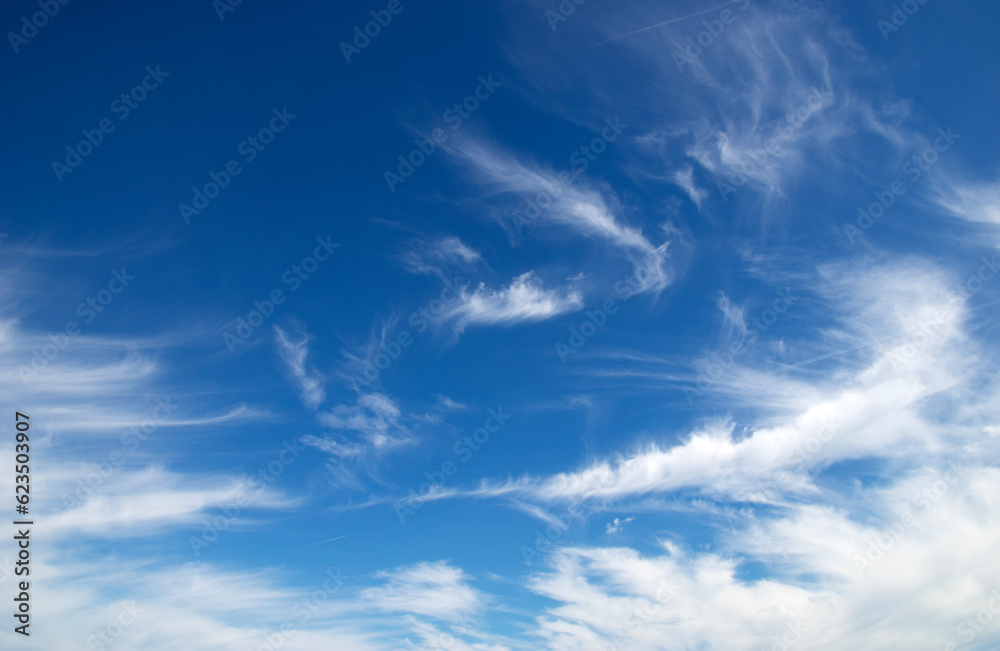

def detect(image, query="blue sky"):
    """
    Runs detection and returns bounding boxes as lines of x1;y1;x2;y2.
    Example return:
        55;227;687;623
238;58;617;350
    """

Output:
2;0;1000;649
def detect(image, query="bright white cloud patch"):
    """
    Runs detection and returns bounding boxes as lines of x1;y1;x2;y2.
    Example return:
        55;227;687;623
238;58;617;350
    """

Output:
605;516;634;534
441;271;584;333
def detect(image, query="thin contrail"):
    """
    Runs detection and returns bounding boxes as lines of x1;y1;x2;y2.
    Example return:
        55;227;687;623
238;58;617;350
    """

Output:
770;340;876;372
301;535;347;547
591;1;742;48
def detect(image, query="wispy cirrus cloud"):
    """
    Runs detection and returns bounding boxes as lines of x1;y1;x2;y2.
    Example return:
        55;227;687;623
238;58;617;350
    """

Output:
358;255;995;528
305;392;416;460
935;178;1000;228
361;561;486;622
440;271;584;333
274;324;325;410
445;135;676;295
397;235;482;277
32;466;299;538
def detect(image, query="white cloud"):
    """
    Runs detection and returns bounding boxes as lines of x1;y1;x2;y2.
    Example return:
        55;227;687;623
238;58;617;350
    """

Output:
398;235;482;276
526;544;817;651
446;136;675;295
361;561;485;622
716;292;747;338
274;324;325;410
5;4;1000;650
375;257;992;523
310;392;414;457
936;179;1000;227
0;557;384;651
507;455;1000;650
672;165;707;210
441;272;583;333
23;465;299;539
605;516;635;534
499;0;910;225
